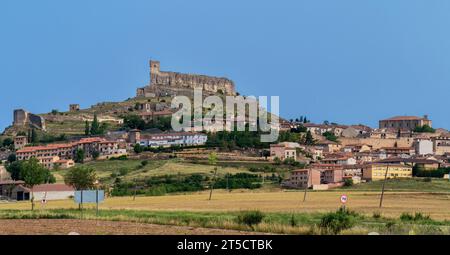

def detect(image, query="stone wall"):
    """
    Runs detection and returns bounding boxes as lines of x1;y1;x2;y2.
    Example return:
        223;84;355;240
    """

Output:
13;109;46;131
339;137;414;149
13;109;27;126
137;60;236;97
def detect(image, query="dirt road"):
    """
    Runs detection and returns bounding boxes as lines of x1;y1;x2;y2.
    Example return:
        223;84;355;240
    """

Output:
0;219;259;235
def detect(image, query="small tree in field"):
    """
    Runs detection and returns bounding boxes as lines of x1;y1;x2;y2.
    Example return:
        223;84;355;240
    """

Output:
64;166;97;210
64;166;97;191
20;158;53;210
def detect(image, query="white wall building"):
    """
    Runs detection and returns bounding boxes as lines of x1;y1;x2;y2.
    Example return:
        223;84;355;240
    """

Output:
414;139;434;156
139;132;208;148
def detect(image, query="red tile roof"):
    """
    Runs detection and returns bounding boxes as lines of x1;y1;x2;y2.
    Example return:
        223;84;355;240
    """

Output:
381;116;427;121
31;184;74;192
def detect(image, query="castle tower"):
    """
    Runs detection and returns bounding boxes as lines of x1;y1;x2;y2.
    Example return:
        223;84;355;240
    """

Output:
149;60;160;84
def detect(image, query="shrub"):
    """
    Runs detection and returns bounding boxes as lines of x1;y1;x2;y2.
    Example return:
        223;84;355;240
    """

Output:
141;160;149;167
273;157;281;165
290;214;298;227
119;168;129;176
400;212;414;221
344;178;354;187
236;211;265;228
372;212;382;219
400;212;430;222
109;155;128;161
319;207;356;235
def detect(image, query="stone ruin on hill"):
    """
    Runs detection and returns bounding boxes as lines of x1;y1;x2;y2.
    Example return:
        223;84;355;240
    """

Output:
13;109;46;131
136;60;237;98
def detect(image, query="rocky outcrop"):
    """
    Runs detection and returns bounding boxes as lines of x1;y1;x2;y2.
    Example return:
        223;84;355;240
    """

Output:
137;60;236;97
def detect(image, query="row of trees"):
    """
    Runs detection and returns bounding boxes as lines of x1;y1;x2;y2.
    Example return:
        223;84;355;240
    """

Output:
122;114;172;131
289;116;311;123
206;130;270;149
413;125;435;133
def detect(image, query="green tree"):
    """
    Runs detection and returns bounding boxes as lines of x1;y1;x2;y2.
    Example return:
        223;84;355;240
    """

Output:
123;114;146;130
31;129;39;144
413;125;435;133
90;114;100;135
92;150;100;160
16;131;27;136
6;161;22;180
84;121;90;136
64;166;97;190
7;154;17;163
20;158;54;210
2;138;13;147
64;166;97;210
323;131;338;142
304;131;315;145
134;144;144;154
74;149;85;163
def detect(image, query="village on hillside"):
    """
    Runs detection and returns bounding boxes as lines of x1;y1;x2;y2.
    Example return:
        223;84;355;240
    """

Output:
0;60;449;202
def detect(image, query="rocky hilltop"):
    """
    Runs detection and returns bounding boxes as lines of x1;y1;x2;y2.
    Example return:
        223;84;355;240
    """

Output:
2;60;240;137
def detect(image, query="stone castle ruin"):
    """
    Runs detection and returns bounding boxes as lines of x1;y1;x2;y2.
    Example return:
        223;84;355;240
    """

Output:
13;109;46;131
136;60;236;98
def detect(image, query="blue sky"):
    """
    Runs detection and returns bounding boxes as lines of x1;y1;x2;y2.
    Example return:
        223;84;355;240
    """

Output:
1;0;449;131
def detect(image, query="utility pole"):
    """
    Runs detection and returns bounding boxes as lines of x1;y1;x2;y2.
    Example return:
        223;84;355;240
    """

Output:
379;165;389;208
303;169;311;202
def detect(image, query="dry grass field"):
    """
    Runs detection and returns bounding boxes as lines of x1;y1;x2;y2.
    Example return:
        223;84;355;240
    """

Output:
1;190;450;220
52;160;253;184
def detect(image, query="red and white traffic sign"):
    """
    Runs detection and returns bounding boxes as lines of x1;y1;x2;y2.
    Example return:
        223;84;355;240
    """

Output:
340;194;348;204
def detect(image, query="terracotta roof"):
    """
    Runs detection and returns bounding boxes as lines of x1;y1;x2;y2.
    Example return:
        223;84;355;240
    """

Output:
381;116;427;121
16;137;106;153
376;158;440;164
31;184;74;192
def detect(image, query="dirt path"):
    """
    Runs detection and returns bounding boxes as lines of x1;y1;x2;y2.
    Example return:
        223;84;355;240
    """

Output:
0;219;259;235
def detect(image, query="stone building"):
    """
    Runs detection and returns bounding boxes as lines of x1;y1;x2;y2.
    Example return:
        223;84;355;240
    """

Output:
13;109;46;131
69;104;80;112
270;143;298;161
283;169;321;189
433;135;450;156
136;60;236;98
379;115;432;131
13;136;28;150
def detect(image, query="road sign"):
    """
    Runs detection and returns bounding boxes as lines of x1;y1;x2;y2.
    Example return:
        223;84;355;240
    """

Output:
74;190;104;204
340;194;348;204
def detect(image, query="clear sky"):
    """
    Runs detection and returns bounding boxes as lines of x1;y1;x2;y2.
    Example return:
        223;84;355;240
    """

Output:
1;0;449;132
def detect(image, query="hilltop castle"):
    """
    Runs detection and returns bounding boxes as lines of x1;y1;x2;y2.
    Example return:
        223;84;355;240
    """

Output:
136;60;236;98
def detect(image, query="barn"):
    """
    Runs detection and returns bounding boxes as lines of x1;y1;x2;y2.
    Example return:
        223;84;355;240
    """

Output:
11;184;75;201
